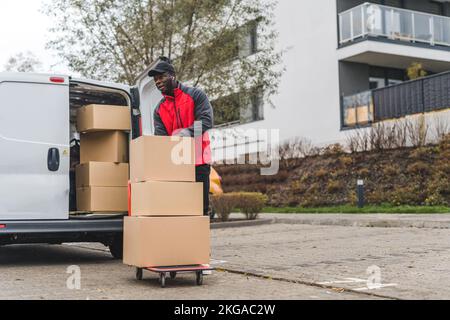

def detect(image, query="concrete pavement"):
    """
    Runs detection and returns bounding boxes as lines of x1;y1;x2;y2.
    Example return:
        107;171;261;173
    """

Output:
0;244;372;300
1;214;450;300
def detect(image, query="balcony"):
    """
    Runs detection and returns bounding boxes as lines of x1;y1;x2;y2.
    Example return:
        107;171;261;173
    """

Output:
342;71;450;128
339;3;450;49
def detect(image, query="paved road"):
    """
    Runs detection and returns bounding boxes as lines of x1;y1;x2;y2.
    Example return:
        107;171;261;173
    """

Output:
0;244;367;300
1;220;449;300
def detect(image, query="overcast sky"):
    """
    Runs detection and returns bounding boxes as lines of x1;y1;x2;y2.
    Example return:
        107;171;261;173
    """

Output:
0;0;71;74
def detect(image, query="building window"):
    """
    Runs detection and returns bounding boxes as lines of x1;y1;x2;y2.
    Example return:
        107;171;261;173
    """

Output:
369;66;407;88
212;93;241;127
238;22;258;58
369;77;386;90
342;90;374;128
240;90;264;124
212;89;264;127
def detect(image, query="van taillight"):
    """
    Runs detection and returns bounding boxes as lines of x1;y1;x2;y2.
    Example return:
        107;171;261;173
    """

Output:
50;77;65;83
0;224;6;229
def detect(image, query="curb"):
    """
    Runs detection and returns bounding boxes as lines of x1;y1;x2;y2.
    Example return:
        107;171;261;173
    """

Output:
209;215;450;230
211;218;274;229
272;217;450;229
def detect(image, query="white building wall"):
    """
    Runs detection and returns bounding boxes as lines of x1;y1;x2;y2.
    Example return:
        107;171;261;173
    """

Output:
268;0;343;145
210;0;450;162
211;0;346;161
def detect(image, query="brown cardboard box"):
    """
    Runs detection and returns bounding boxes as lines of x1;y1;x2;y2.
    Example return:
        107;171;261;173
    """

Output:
76;186;128;212
130;135;195;183
77;104;131;133
123;216;210;268
131;181;203;217
80;131;129;164
76;162;129;188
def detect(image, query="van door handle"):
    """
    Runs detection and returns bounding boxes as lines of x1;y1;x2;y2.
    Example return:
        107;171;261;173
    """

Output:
48;148;60;172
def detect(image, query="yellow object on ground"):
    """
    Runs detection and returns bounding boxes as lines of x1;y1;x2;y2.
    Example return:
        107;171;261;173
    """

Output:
210;167;223;195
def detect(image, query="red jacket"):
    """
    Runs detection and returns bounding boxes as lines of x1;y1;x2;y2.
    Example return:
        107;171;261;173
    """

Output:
153;82;213;166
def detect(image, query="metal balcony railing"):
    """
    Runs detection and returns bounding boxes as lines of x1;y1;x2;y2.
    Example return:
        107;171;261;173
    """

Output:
342;71;450;127
339;3;450;48
372;70;450;121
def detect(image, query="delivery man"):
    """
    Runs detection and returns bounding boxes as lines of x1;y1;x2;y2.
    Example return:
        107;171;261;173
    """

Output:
149;56;214;216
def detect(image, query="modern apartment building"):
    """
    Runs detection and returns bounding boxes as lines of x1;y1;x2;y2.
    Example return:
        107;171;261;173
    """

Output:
210;0;450;160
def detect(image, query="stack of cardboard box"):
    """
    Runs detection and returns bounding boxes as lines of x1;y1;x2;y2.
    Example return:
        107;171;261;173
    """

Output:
124;136;210;268
76;104;131;213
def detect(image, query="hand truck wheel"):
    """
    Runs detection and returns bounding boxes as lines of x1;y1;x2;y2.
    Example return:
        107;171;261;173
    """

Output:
196;271;203;286
136;268;143;281
160;273;166;288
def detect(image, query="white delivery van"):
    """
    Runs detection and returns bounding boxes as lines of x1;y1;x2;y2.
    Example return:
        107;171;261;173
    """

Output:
0;63;162;258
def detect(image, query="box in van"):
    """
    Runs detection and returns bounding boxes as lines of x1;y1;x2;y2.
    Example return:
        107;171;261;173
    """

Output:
76;186;128;212
77;104;131;133
76;162;129;188
80;131;129;164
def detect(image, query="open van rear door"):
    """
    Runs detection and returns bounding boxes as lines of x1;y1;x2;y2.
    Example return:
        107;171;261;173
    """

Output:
0;74;70;220
132;61;163;138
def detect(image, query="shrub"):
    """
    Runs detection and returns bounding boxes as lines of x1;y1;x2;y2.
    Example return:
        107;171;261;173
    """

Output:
436;162;450;175
300;195;324;208
438;133;450;150
409;147;436;160
338;156;353;167
300;173;311;183
382;164;400;177
389;186;426;206
357;167;370;178
211;194;238;222
291;180;308;195
330;169;347;179
424;194;446;206
327;180;342;193
425;173;450;206
322;143;345;156
407;162;430;176
278;137;314;167
232;192;268;220
308;182;321;193
406;116;430;147
348;190;358;206
367;189;390;205
314;168;328;179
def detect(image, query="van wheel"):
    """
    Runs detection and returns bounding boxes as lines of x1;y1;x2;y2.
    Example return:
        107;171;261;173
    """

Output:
109;235;123;260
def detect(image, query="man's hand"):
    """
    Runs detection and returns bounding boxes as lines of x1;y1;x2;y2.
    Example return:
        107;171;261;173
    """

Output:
172;128;192;137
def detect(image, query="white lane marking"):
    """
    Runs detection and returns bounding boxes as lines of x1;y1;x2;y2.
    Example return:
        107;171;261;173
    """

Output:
354;283;398;291
317;278;367;285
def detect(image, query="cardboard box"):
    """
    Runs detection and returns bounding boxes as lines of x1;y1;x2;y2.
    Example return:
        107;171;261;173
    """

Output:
123;216;210;268
80;131;129;164
131;181;203;217
76;187;128;212
76;162;129;188
130;135;195;183
77;104;131;132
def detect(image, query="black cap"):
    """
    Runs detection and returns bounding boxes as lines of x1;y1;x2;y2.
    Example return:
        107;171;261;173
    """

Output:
148;57;175;77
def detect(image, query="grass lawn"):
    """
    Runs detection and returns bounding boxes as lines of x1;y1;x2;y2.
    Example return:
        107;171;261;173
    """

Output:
262;204;450;214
